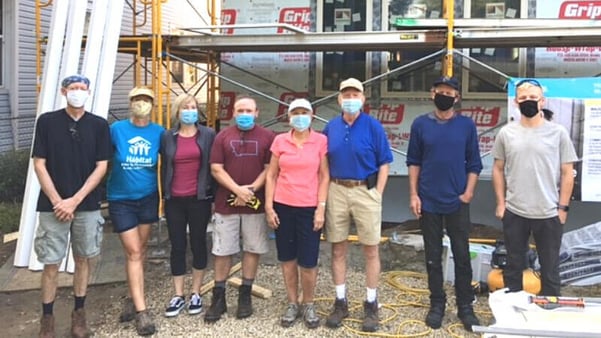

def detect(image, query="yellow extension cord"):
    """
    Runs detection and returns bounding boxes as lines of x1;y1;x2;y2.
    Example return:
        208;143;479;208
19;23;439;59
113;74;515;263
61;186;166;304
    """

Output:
314;270;492;337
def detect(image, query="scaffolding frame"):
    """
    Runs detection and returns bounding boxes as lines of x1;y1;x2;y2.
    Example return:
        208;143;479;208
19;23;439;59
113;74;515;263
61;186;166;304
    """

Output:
35;0;601;131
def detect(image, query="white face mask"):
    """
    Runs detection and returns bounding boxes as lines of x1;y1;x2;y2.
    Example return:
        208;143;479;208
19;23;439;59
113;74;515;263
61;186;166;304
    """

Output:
131;100;152;118
66;90;89;108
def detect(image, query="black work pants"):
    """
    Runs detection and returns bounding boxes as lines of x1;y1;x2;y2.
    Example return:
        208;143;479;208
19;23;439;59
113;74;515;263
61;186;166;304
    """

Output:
502;209;562;296
420;203;474;307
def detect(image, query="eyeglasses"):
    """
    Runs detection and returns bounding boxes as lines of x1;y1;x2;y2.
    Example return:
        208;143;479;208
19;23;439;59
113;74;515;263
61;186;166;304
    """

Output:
515;79;542;88
69;121;80;141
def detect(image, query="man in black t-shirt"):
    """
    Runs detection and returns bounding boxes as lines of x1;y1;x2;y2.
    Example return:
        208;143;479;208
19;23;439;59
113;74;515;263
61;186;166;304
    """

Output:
32;75;111;338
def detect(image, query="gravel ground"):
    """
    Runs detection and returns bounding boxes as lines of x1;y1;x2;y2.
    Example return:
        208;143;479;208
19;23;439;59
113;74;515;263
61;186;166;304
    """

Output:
91;236;491;338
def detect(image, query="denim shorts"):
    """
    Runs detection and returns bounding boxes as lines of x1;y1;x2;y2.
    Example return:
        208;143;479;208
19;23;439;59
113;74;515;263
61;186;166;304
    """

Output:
108;192;159;233
34;210;105;264
274;202;321;268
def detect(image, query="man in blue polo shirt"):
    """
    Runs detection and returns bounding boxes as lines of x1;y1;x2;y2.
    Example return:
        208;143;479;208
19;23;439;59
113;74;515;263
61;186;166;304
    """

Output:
406;76;482;332
323;78;393;332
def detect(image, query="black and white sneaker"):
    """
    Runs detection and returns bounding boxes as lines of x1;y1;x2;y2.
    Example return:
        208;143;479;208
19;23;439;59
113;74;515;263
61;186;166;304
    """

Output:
188;293;203;315
165;296;185;317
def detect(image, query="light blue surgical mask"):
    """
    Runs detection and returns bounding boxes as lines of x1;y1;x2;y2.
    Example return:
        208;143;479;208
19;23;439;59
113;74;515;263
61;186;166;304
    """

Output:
235;113;255;130
341;98;363;115
180;109;198;125
289;115;312;132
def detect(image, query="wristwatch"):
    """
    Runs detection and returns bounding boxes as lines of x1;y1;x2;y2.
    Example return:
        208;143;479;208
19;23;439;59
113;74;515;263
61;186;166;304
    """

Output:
557;204;570;212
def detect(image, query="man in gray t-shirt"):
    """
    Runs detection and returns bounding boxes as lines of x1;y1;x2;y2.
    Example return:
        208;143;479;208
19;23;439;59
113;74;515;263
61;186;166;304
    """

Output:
492;79;578;296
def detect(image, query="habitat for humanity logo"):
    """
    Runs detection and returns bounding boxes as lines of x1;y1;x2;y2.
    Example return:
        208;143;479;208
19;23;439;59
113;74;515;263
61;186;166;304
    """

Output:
124;136;152;168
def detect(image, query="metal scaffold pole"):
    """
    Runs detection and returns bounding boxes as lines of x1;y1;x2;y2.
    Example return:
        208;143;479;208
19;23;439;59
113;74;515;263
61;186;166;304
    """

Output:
444;0;454;77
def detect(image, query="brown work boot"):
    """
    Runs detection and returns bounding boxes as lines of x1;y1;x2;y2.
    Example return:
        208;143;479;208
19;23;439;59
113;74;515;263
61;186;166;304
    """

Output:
119;297;136;323
71;308;90;338
325;298;349;328
362;300;379;332
236;285;253;319
204;286;227;323
39;314;55;338
135;309;156;336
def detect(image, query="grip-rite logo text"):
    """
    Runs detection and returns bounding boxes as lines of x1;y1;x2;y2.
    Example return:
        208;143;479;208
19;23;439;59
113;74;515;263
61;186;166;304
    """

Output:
559;1;601;19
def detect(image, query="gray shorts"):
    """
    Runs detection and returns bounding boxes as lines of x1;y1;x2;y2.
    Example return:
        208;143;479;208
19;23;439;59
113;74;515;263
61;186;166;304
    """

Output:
211;213;269;256
34;210;105;264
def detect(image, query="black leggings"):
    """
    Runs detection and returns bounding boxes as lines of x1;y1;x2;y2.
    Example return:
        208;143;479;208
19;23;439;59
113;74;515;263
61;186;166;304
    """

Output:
165;197;212;275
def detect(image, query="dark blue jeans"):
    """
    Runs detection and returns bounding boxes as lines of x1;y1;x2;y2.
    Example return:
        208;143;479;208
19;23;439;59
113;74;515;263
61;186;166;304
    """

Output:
420;203;473;307
164;197;212;275
502;209;562;296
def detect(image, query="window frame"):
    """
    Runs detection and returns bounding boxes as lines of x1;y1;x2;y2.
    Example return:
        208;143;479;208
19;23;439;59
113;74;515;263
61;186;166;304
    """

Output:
315;0;372;97
380;0;530;100
460;0;529;99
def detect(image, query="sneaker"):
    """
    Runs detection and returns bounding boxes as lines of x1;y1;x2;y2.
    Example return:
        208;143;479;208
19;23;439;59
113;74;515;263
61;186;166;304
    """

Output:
458;305;480;332
362;300;379;332
280;303;299;328
135;310;156;336
71;308;90;338
204;286;227;323
325;298;349;328
188;293;203;315
303;303;320;329
425;303;445;329
236;285;253;319
39;314;55;338
165;296;185;317
119;297;136;323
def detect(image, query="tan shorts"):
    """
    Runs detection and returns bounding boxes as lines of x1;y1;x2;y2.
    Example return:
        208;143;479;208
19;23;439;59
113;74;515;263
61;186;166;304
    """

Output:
211;213;269;256
325;183;382;245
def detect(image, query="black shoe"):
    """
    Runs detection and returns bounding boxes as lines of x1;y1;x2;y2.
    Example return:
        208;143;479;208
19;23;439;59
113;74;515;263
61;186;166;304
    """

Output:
204;286;227;323
325;298;349;328
236;285;253;319
458;305;480;332
425;303;445;329
362;300;379;332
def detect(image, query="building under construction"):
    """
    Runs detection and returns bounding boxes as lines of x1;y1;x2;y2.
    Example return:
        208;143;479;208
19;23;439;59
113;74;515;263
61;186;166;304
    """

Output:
2;0;601;228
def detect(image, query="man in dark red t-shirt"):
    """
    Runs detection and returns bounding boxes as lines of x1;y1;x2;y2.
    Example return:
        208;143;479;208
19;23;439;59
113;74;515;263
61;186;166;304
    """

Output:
205;96;275;323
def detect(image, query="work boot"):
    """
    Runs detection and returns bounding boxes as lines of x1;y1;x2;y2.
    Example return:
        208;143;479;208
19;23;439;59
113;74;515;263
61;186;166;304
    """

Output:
71;308;90;338
325;298;349;328
39;314;55;338
119;297;136;323
362;300;379;332
425;302;445;329
236;285;253;319
135;310;156;336
457;305;480;332
204;286;227;323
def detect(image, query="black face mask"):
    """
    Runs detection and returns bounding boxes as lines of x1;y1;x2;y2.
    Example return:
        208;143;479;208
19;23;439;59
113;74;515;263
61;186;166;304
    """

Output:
434;93;455;111
519;100;539;118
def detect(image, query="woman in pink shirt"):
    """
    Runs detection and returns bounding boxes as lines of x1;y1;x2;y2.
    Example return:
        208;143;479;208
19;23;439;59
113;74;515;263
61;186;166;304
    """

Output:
265;98;329;329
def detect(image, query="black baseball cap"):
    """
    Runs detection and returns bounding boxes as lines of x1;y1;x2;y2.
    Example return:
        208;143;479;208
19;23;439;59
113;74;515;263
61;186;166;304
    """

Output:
432;76;459;90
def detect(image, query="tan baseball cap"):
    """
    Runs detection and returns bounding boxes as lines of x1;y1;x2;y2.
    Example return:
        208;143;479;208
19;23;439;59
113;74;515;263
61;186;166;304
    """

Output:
339;78;364;92
128;86;155;101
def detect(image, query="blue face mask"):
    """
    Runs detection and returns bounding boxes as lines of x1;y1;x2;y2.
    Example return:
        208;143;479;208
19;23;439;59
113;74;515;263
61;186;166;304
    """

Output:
235;113;255;130
341;98;363;115
289;115;312;132
180;109;198;125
